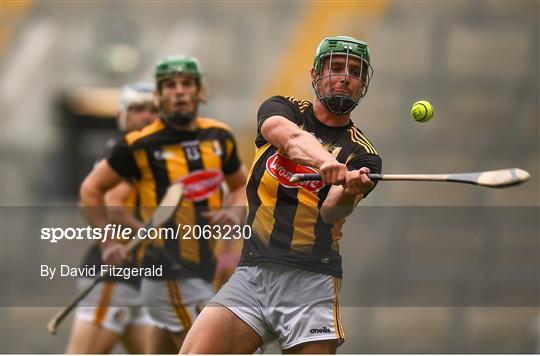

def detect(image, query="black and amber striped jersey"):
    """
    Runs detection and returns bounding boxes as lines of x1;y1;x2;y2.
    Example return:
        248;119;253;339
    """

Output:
240;96;382;278
107;117;242;281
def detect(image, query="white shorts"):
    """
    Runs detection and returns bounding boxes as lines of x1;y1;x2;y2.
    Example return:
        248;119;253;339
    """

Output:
210;263;345;350
140;277;214;333
74;278;154;334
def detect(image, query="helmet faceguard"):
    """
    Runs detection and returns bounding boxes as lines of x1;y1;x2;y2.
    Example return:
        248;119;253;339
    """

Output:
117;82;155;131
312;36;373;115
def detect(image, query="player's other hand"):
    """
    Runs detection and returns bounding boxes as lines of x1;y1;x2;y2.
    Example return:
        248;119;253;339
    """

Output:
101;241;129;266
201;208;243;227
343;167;374;196
319;158;347;186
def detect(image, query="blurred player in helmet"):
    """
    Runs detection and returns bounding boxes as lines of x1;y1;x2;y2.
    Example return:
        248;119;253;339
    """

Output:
116;83;158;133
66;83;158;353
181;35;382;354
79;55;247;353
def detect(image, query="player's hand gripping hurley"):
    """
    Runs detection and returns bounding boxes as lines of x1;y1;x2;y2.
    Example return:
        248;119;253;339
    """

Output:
290;168;530;188
47;181;185;335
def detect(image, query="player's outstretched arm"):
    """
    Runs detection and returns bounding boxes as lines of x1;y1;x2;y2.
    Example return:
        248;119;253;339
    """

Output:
320;167;374;224
261;115;346;185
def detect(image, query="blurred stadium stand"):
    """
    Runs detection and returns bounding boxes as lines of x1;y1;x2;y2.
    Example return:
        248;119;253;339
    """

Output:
1;0;538;353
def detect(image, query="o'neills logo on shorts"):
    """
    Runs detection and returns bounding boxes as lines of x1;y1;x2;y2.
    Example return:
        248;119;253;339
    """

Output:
266;152;324;192
310;326;332;334
179;169;224;202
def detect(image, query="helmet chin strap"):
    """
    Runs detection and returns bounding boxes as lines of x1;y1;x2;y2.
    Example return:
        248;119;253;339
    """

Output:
312;78;359;115
321;95;357;115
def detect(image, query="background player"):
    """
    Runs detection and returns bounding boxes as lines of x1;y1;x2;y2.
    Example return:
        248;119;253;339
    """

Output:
79;55;247;353
181;35;382;354
66;83;158;353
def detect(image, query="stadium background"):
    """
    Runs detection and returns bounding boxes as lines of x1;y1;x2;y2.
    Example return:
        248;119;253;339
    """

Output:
1;0;538;353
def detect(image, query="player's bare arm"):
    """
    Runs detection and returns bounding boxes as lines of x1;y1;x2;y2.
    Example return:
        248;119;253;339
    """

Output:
79;159;123;228
202;165;247;226
224;165;248;205
321;167;374;223
261;115;347;185
79;159;128;266
104;181;145;231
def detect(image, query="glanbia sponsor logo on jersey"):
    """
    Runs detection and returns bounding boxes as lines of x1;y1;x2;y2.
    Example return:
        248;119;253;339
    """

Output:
179;169;224;202
266;152;324;192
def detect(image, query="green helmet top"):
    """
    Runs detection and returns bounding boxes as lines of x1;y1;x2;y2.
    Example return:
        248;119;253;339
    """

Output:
313;36;370;75
154;55;202;84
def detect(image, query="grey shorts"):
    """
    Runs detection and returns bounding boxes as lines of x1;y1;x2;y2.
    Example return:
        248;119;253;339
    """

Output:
75;278;154;334
210;263;345;350
140;277;214;333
